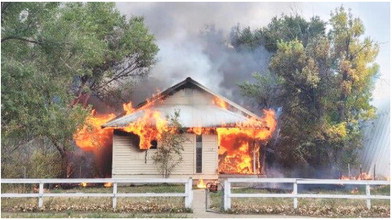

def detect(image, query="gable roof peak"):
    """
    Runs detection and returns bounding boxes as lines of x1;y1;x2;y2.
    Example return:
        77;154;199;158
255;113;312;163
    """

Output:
102;77;261;128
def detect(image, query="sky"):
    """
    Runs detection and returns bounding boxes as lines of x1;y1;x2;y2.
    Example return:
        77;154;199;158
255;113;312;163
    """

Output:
116;2;390;109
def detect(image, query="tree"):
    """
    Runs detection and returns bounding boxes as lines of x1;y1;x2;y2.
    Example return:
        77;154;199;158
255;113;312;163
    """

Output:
1;138;62;178
230;14;325;52
1;2;158;177
152;111;186;178
239;71;283;109
325;6;379;168
238;7;378;177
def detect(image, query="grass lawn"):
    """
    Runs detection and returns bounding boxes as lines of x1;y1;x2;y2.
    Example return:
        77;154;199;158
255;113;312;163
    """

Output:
209;184;390;217
1;184;191;218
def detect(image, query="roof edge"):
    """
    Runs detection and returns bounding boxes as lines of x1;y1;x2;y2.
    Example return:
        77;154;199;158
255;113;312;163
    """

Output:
102;77;261;127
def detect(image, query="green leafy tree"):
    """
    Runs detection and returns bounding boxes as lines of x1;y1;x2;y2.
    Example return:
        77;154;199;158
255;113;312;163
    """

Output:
231;14;325;52
239;7;378;176
152;111;187;178
325;7;379;168
1;2;158;177
239;71;284;109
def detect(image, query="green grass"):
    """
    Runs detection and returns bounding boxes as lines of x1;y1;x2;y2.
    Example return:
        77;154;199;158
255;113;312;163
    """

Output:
209;185;390;217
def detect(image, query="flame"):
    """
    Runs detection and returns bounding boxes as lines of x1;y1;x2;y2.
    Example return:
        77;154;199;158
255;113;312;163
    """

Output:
340;172;373;180
122;110;172;150
123;102;135;115
216;109;277;174
73;110;116;151
197;179;206;188
357;172;372;180
213;97;228;109
73;94;277;175
103;182;112;188
186;127;215;135
340;175;351;180
188;127;203;135
80;182;87;187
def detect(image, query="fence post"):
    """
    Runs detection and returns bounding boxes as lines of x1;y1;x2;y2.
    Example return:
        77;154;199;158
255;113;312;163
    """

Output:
223;179;231;211
205;188;208;211
38;182;44;208
293;180;298;209
366;184;371;209
184;178;193;209
112;182;117;209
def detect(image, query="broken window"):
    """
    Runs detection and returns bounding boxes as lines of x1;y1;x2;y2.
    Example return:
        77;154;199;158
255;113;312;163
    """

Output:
150;140;157;149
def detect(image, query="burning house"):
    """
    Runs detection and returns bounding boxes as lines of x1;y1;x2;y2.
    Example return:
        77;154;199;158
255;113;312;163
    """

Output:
75;77;276;179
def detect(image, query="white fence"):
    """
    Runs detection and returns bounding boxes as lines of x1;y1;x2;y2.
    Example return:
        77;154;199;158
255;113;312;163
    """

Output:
1;178;193;209
223;178;390;210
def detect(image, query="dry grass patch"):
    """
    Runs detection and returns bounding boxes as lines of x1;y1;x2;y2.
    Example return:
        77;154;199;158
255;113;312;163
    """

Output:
1;184;190;214
209;185;390;217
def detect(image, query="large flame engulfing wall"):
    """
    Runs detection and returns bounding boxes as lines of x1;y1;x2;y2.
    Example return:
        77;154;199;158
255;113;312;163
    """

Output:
216;109;276;174
73;97;277;175
73;110;116;151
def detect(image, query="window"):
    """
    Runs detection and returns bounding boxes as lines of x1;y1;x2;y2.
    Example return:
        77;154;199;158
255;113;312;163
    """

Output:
150;140;157;149
196;135;202;173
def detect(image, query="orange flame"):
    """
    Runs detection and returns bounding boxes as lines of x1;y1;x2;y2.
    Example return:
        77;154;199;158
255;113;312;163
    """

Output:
122;110;171;150
213;97;228;109
197;179;206;188
357;172;373;180
340;175;351;180
80;182;87;187
73;95;277;175
186;127;215;135
216;109;277;174
340;172;373;180
123;102;135;115
103;182;112;188
73;110;116;151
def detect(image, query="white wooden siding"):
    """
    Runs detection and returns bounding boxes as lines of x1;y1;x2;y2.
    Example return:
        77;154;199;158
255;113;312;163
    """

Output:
103;86;251;128
112;132;218;178
113;133;194;176
162;88;213;106
201;134;218;174
112;87;220;178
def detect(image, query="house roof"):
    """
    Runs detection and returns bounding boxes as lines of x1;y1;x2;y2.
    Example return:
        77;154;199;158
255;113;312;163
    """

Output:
102;77;261;128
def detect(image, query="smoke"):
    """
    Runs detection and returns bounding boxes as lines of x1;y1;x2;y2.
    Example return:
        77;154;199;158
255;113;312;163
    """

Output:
116;2;299;111
82;3;300;178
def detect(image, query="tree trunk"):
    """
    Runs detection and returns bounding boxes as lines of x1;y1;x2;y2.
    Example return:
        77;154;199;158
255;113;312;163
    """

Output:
60;151;70;178
52;141;71;178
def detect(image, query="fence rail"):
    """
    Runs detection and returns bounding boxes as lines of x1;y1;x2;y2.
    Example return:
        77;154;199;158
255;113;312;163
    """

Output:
223;178;390;210
1;178;193;209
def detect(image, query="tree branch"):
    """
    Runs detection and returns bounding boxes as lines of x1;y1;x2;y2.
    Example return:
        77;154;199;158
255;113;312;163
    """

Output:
1;36;41;44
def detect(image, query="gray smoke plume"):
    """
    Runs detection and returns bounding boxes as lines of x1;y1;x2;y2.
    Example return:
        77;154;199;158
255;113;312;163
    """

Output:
116;2;300;112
